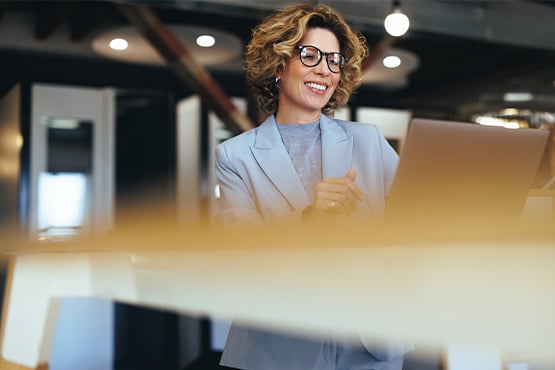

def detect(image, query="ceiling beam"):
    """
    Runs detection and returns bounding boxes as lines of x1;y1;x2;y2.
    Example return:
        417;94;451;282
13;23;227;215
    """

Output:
116;3;254;135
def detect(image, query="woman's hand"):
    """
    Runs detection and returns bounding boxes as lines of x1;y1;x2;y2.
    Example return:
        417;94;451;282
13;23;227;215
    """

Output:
312;168;364;216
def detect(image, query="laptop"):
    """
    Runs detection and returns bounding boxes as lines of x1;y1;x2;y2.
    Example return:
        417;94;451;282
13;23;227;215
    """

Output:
384;118;549;231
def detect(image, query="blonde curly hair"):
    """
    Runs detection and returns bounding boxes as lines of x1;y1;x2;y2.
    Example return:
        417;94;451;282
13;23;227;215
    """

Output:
244;2;368;116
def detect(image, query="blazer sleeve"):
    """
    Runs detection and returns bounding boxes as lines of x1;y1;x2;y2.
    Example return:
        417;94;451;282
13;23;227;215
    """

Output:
358;334;415;361
214;143;264;227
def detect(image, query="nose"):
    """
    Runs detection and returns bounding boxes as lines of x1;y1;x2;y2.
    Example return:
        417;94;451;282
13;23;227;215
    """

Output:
314;58;329;75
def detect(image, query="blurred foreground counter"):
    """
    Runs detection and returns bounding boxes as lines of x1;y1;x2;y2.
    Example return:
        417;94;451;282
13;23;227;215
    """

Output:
0;214;554;370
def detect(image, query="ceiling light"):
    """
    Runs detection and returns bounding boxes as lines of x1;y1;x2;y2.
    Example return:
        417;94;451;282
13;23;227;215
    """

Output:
501;108;520;116
503;92;533;102
92;25;242;66
474;116;521;129
109;38;128;51
361;47;419;86
383;55;401;68
196;34;215;48
384;0;410;37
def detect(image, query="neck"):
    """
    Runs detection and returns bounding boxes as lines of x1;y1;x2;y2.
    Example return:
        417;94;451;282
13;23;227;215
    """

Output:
275;110;320;125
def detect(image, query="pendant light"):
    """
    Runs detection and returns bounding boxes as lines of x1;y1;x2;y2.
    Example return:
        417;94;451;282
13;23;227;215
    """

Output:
384;0;410;37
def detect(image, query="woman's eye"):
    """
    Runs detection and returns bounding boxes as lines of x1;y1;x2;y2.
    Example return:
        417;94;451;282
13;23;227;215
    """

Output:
329;54;342;65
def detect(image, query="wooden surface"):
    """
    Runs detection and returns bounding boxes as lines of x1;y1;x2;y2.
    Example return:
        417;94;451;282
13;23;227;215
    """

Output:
0;357;47;370
0;210;553;369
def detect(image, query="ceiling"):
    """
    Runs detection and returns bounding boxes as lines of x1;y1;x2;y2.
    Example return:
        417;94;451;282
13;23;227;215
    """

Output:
1;0;554;124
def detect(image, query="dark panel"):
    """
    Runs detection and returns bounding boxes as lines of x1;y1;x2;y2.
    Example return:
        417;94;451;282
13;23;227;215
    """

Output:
47;121;93;173
114;88;177;224
114;303;179;370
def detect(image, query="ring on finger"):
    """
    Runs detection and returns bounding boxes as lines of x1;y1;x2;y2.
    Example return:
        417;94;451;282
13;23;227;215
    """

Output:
326;201;337;210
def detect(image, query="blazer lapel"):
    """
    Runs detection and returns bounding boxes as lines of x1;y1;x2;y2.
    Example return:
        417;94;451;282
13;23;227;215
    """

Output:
320;114;353;178
250;116;310;210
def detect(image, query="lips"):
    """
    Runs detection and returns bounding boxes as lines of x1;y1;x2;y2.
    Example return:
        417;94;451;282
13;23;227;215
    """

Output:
305;81;328;91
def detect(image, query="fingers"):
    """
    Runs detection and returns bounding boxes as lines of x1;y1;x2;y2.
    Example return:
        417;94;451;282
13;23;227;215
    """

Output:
315;181;358;213
319;173;363;201
345;168;357;181
312;168;364;215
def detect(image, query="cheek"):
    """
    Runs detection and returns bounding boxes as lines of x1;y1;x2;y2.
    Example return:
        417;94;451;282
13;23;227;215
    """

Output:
330;77;341;92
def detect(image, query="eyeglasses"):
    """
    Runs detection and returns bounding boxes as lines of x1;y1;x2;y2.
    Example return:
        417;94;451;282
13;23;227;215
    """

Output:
296;45;346;73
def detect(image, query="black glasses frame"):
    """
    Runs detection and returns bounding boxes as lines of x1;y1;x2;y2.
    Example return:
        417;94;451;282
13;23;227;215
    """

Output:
296;45;346;73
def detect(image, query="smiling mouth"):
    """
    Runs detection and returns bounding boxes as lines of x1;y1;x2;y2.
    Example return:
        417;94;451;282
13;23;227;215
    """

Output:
305;82;327;91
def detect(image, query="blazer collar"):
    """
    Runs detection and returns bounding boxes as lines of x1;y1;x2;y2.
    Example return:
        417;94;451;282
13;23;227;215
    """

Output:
251;115;309;210
320;114;353;179
251;114;353;210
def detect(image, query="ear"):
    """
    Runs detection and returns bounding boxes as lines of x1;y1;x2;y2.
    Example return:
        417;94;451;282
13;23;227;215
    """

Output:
276;64;285;80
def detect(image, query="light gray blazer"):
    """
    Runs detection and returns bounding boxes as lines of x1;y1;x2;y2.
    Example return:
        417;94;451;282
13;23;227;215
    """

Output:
215;114;399;226
215;114;412;369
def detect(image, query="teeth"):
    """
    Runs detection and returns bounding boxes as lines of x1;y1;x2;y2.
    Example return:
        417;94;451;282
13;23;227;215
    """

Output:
306;82;326;91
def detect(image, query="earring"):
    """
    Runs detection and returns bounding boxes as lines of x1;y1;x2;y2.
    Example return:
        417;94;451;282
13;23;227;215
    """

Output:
275;77;280;88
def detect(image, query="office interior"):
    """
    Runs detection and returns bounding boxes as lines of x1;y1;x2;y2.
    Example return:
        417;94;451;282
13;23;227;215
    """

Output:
0;1;554;369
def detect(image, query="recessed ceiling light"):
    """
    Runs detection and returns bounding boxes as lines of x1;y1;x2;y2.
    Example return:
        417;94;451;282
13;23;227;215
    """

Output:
196;34;215;48
91;26;242;66
383;55;401;68
503;92;533;102
109;38;128;51
361;47;418;86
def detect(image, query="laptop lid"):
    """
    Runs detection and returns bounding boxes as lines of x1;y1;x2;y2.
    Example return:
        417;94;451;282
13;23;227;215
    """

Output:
384;118;549;229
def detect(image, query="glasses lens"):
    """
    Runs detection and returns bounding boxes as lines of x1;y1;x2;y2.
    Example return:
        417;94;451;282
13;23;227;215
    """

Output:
300;46;321;67
326;53;343;73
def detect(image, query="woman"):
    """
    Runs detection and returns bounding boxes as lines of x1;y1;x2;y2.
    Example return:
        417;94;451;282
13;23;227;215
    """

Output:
215;3;412;369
